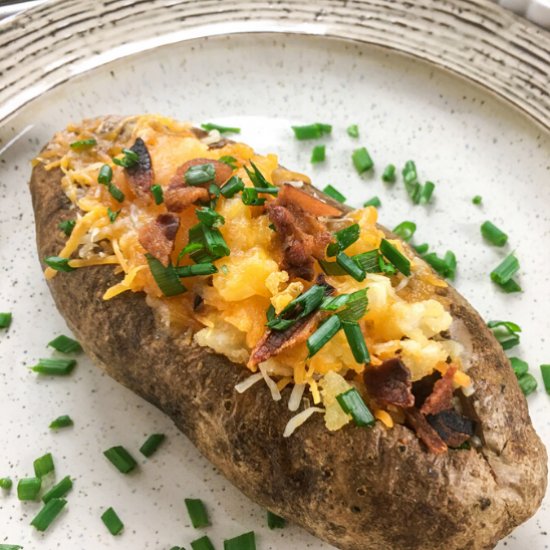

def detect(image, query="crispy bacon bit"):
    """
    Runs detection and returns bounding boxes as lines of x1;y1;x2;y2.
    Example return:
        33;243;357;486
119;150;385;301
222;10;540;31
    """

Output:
138;213;180;267
279;184;343;217
420;366;457;416
427;410;475;448
411;371;441;408
266;188;332;281
125;137;154;196
364;358;415;408
190;127;209;139
164;186;209;213
405;408;448;454
169;158;233;188
208;138;233;150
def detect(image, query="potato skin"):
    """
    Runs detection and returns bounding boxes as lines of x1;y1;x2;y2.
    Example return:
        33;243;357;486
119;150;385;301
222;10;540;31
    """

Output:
30;125;547;550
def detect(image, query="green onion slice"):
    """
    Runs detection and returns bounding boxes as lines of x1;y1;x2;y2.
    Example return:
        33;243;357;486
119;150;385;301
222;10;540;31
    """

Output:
151;184;164;204
352;147;374;174
267;284;326;331
346;124;359;138
191;535;216;550
47;334;82;354
0;477;13;490
101;507;124;535
490;253;519;285
327;224;360;257
414;243;429;255
422;251;456;280
42;475;72;504
509;357;529;377
382;164;396;183
322;184;346;203
146;254;187;297
518;373;537;396
139;433;165;458
34;453;55;478
220;175;245;198
17;477;42;501
31;358;77;375
70;138;97;150
342;321;370;364
103;446;138;474
201;122;241;134
419;181;435;203
336;388;375;427
307;315;342;357
363;196;381;207
291;123;332;140
196;206;225;228
44;256;75;272
107;182;125;203
0;312;12;329
337;290;368;322
244;161;271;189
113;148;139;168
98;164;113;185
188;223;230;263
481;221;508;247
241;188;265;206
0;545;23;550
186;163;216;186
107;208;120;222
49;415;74;430
58;219;76;236
175;263;218;278
472;195;482;205
185;498;210;528
392;221;416;242
540;364;550;395
496;278;522;293
267;510;286;529
336;252;366;282
219;155;238;169
223;531;256;550
31;498;67;532
487;320;521;350
311;144;326;164
379;239;411;276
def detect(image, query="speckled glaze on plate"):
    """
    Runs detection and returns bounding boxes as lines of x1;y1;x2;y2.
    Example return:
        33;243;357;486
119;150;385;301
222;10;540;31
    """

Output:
0;7;549;550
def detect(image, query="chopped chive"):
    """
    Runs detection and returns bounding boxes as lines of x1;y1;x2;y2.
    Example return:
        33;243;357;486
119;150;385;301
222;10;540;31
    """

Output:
0;477;13;490
17;477;41;500
518;373;537;396
220;175;245;198
219;155;238;169
34;453;54;478
414;243;429;255
342;321;370;364
491;253;519;286
346;124;359;138
146;254;187;297
291;123;332;140
191;535;216;550
107;182;125;202
175;263;218;278
379;239;411;276
31;358;76;375
337;290;368;322
487;320;521;350
392;221;416;242
419;181;435;203
496;278;522;293
540;364;550;394
244;162;273;191
327;224;361;256
311;144;326;164
307;315;342;357
352;147;374;174
70;138;97;150
422;250;456;280
350;250;382;273
31;498;66;532
186;163;216;186
47;334;82;354
58;219;76;236
472;195;482;205
267;284;326;331
98;164;113;185
201;122;241;134
509;357;529;377
0;545;23;550
103;446;138;474
196;206;225;228
188;223;230;263
322;184;346;203
49;415;74;430
151;184;164;204
185;498;210;528
44;256;75;272
101;507;124;535
0;312;12;329
382;164;396;183
139;433;165;458
107;208;120;222
42;475;72;504
224;531;256;550
267;510;286;529
241;188;265;206
336;388;375;427
481;221;508;247
169;547;185;550
336;252;366;282
363;196;381;207
113;148;139;168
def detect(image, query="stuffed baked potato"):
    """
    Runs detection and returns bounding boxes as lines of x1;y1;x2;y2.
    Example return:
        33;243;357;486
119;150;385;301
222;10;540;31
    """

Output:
29;115;547;549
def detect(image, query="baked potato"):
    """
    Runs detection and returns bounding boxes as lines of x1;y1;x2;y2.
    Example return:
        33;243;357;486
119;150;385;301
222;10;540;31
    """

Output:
29;115;547;550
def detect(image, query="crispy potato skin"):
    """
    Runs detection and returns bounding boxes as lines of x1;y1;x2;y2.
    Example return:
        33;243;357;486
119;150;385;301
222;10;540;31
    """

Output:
30;122;547;550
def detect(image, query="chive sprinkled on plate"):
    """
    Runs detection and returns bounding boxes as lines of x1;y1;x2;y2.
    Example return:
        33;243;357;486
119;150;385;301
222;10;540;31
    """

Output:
223;531;256;550
346;124;359;138
185;498;210;528
490;253;520;290
44;256;75;272
49;415;74;430
151;184;164;204
17;477;41;501
363;196;381;207
191;535;216;550
481;221;508;247
307;315;342;357
70;138;97;150
0;545;22;549
58;219;76;236
423;251;457;280
322;184;346;203
139;433;165;458
291;122;332;140
267;511;286;529
487;320;521;350
34;452;55;478
382;164;396;183
311;144;326;163
0;312;12;329
221;175;245;198
518;373;538;396
31;358;77;375
101;507;124;535
0;477;13;490
201;122;241;134
31;498;67;532
103;446;138;474
186;163;216;186
379;239;411;276
472;195;482;205
146;254;187;297
419;181;435;203
540;365;550;394
48;334;82;354
336;388;375;427
413;243;429;255
392;221;416;242
352;147;374;174
509;357;528;377
42;475;72;503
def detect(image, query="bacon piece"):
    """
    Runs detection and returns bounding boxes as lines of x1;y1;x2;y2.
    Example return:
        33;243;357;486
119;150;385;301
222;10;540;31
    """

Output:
427;409;475;448
364;358;415;408
405;408;448;454
420;366;457;416
169;158;233;189
164;186;209;213
138;213;180;267
125;137;154;196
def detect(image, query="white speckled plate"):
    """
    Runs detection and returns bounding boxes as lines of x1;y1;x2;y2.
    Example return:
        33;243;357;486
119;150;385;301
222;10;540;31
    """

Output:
0;2;549;549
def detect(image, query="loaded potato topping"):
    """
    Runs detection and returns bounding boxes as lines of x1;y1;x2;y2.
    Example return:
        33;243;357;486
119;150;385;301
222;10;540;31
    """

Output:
35;115;476;452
